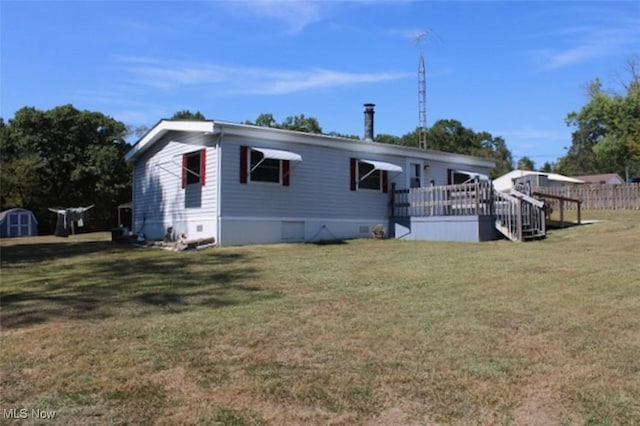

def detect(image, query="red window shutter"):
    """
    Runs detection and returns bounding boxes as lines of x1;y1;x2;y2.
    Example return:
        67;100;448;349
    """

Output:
350;158;357;191
240;146;248;184
200;148;206;186
382;171;388;193
282;160;290;186
181;153;187;189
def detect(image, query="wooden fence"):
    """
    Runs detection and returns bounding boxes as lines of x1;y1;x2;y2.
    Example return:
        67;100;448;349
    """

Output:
535;183;640;210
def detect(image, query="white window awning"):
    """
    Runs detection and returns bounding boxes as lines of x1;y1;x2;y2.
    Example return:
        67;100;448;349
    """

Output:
253;147;302;162
359;159;403;173
454;169;489;181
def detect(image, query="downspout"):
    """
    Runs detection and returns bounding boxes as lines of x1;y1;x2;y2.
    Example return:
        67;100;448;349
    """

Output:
216;125;224;246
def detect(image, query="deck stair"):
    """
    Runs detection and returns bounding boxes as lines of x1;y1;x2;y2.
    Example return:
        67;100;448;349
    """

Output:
493;188;546;242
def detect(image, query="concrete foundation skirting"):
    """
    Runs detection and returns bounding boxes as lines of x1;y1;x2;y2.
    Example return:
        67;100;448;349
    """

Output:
391;215;498;242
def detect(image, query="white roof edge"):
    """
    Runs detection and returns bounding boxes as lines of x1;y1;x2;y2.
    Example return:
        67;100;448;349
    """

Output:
125;120;216;162
504;170;585;184
126;119;495;168
493;170;585;192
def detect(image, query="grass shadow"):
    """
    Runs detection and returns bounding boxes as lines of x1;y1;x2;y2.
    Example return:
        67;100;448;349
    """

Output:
546;220;582;229
307;239;348;246
0;241;118;264
1;241;278;329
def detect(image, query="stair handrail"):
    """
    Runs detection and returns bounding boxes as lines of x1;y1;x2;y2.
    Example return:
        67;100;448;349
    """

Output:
493;190;523;241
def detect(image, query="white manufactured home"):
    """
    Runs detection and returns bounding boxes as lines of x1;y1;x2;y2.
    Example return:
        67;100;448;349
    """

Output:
125;107;496;246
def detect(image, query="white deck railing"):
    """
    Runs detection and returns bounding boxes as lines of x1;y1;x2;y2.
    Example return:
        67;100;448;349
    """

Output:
393;181;494;217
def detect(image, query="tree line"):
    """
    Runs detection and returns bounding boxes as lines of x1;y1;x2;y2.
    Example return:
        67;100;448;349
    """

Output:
1;105;132;234
1;59;637;234
555;57;640;180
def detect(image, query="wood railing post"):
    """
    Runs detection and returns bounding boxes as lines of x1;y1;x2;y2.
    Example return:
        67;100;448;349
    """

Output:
517;200;522;241
475;182;479;215
577;201;581;224
390;183;396;217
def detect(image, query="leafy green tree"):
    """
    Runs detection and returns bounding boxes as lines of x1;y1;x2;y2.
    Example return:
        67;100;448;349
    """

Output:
0;118;45;210
557;58;640;178
517;156;535;171
474;132;513;178
245;113;322;134
279;114;322;133
408;120;513;177
253;113;276;128
244;114;513;177
171;110;206;120
0;105;131;233
375;133;401;145
539;161;556;173
127;124;150;139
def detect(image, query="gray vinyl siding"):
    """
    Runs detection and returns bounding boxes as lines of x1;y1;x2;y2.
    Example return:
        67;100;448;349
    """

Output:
131;131;218;240
424;160;450;186
219;136;403;220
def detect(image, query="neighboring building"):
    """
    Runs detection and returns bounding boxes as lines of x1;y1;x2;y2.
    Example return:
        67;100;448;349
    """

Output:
125;106;495;246
493;170;584;193
0;208;38;238
571;173;625;185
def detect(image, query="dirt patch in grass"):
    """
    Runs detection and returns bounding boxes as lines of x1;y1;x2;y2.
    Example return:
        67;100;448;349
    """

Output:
150;366;203;398
512;383;569;425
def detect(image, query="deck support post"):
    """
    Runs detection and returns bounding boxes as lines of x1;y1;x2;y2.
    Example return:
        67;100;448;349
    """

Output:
577;201;581;225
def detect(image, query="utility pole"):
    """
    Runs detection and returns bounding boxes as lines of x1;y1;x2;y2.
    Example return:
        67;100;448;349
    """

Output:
415;31;429;149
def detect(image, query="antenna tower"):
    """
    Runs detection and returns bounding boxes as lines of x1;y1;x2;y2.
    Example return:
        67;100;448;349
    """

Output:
415;31;428;149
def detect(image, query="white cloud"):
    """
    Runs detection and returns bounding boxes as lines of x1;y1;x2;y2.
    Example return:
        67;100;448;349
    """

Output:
127;64;228;90
118;57;410;95
236;0;323;33
534;43;609;71
249;68;410;95
530;9;640;71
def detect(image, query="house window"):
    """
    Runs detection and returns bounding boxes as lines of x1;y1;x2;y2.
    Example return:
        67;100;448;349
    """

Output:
358;161;382;190
182;149;206;188
448;169;472;185
350;158;389;192
240;146;295;186
250;149;281;183
410;163;421;188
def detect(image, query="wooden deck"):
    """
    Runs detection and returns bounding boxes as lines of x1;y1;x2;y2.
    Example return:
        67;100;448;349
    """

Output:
393;181;547;242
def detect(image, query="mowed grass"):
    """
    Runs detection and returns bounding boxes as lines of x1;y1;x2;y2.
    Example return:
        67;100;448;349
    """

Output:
1;211;639;425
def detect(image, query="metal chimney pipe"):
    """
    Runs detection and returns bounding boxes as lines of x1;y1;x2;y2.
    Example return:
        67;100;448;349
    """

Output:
363;103;375;142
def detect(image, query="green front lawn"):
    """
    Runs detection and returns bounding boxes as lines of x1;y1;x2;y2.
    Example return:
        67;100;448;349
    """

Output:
1;211;639;424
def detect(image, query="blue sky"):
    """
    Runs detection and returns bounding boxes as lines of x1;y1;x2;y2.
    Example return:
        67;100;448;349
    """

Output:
2;1;639;167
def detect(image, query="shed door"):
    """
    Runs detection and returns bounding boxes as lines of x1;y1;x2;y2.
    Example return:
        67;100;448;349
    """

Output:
9;212;30;237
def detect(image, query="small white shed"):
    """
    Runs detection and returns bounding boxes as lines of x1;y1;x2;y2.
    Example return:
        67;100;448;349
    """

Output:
493;170;584;193
0;208;39;238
